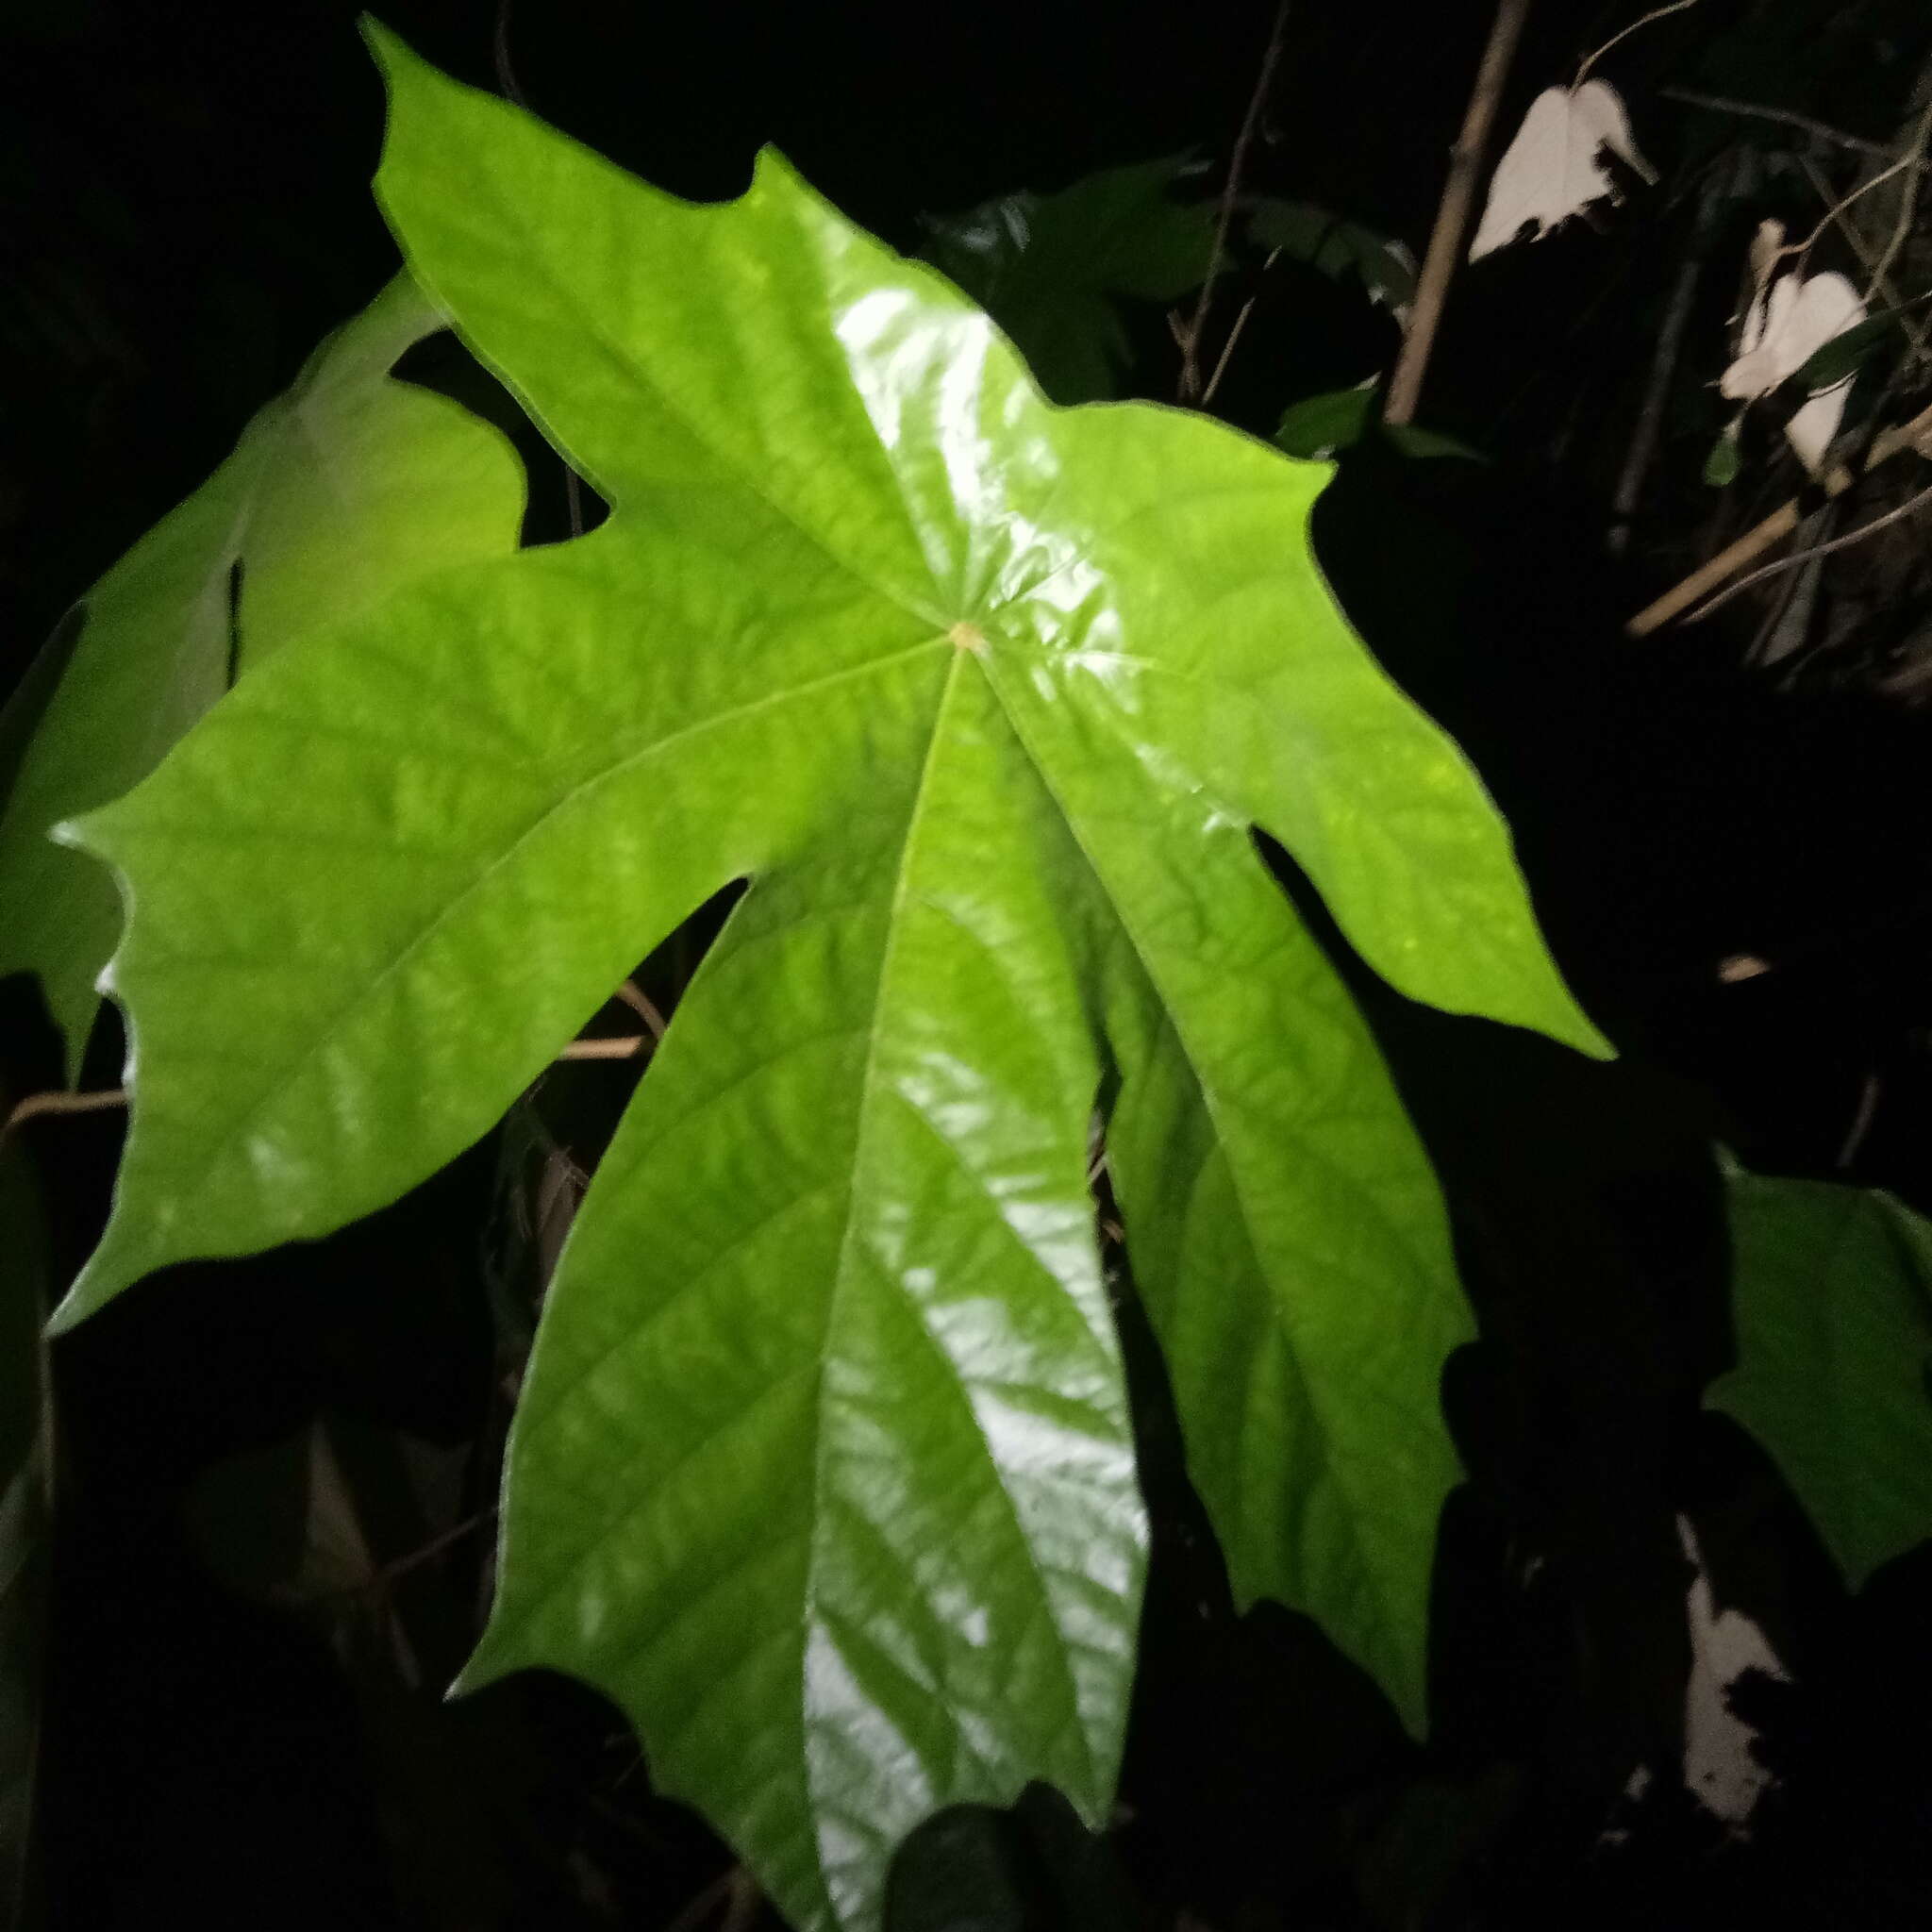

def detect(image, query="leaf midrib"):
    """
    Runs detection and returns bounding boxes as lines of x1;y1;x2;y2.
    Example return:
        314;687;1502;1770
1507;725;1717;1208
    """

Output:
806;652;1098;1876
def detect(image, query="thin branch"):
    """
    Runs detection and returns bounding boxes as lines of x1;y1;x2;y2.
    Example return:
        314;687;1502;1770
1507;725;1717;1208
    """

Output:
1575;0;1699;90
1778;149;1922;268
1678;477;1932;625
1626;395;1932;634
366;1507;497;1591
613;978;668;1040
1384;0;1535;426
557;1034;651;1061
1176;1;1291;404
491;0;526;107
1659;87;1892;158
1836;1071;1882;1171
1867;94;1932;297
1795;153;1931;360
4;1086;126;1135
1199;248;1280;407
3;1024;652;1134
1608;150;1737;554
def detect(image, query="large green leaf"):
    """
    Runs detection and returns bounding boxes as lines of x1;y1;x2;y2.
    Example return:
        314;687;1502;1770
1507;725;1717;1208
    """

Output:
0;273;525;1078
0;1141;53;1931
917;158;1213;404
1712;1159;1932;1589
53;27;1607;1931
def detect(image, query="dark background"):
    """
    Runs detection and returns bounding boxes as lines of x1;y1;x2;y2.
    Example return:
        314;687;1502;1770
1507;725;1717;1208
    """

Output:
6;2;1932;1927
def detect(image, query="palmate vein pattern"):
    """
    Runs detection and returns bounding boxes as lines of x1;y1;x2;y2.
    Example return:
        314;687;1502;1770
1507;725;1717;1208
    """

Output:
57;25;1607;1932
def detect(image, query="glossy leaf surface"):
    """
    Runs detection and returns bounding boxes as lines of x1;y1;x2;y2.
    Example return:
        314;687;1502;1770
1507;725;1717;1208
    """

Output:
0;275;525;1076
60;29;1606;1931
1712;1161;1932;1589
918;158;1212;403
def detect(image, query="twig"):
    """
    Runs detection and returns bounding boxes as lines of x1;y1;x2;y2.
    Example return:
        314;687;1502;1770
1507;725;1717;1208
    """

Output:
1608;151;1737;554
1836;1071;1881;1171
1626;396;1932;634
557;1035;651;1061
4;1086;126;1135
1176;1;1291;404
1866;94;1932;299
365;1507;497;1592
613;978;668;1040
1678;477;1932;625
1384;0;1535;426
1659;87;1892;158
1794;154;1931;360
1777;150;1922;268
1575;1;1699;90
1199;247;1280;407
491;0;527;107
4;1023;652;1134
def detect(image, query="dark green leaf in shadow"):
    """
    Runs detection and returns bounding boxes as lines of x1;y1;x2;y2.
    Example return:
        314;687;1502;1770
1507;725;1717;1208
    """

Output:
1247;199;1416;319
1703;425;1742;488
886;1786;1135;1932
1710;1155;1932;1590
1274;390;1482;464
919;158;1213;403
1787;307;1900;393
1274;388;1377;459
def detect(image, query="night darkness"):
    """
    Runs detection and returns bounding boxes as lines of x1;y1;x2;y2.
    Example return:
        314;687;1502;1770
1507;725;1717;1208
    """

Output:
6;2;1932;1928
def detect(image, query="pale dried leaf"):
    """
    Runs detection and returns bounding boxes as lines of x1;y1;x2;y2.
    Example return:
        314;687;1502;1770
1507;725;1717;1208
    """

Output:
1678;1517;1788;1832
1720;269;1865;472
1469;80;1656;261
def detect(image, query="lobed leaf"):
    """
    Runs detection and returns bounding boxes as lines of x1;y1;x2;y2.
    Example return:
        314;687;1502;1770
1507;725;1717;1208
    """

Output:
54;26;1607;1930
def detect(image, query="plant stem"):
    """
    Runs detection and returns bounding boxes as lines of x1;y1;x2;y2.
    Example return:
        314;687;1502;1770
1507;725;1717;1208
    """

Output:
1778;149;1923;267
1608;150;1738;555
1659;87;1892;158
3;1086;126;1135
1384;0;1534;426
1866;94;1932;298
1176;1;1291;404
1795;154;1931;361
1680;476;1932;625
1574;0;1698;90
1626;397;1932;634
557;1035;650;1060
